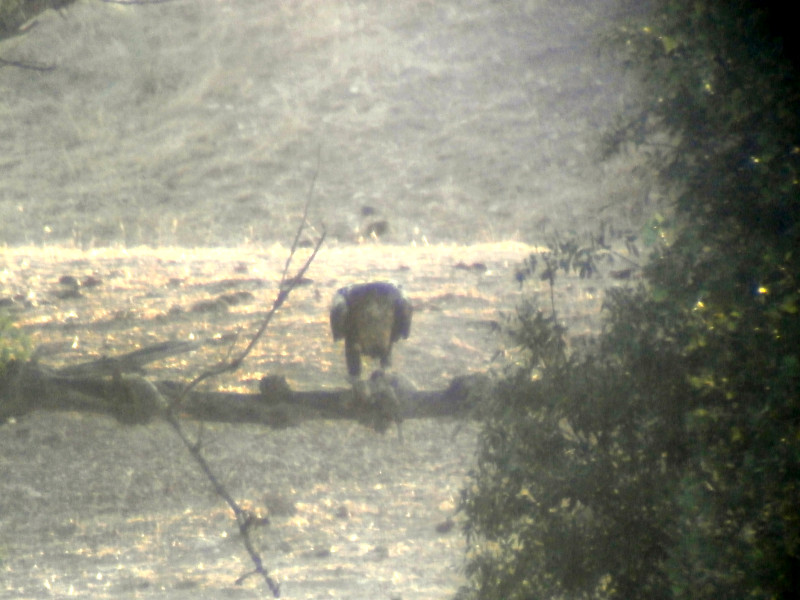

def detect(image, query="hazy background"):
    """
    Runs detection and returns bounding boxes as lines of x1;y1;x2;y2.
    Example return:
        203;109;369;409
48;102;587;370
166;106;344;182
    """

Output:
0;0;644;248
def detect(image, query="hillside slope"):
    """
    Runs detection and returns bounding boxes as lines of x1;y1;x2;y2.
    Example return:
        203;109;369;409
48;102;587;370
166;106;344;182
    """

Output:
0;0;639;247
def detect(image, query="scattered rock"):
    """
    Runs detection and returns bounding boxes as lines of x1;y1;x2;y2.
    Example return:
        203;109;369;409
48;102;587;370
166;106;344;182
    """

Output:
453;261;487;273
263;492;297;517
54;520;78;539
259;375;292;404
366;545;389;561
435;517;455;534
190;298;229;313
218;290;255;306
58;275;80;288
52;288;83;300
362;220;389;239
81;275;102;288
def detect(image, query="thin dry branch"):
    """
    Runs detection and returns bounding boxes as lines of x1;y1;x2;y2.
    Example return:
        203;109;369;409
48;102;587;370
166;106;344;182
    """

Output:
162;165;324;597
0;57;55;71
175;225;325;402
163;408;280;596
280;151;319;282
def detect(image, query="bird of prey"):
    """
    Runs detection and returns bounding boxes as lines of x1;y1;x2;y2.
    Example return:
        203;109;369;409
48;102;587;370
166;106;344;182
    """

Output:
330;281;412;380
330;281;412;439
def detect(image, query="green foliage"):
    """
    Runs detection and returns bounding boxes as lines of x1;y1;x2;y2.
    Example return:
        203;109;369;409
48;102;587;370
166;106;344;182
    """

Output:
515;228;640;319
619;3;800;592
0;310;30;376
515;229;634;289
460;291;693;600
460;1;800;598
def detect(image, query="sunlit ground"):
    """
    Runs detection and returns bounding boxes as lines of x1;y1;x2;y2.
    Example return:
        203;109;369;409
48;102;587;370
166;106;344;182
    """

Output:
1;241;607;393
0;241;630;598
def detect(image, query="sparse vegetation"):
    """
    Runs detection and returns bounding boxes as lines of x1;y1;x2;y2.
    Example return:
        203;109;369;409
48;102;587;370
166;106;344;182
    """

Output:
0;310;30;376
459;0;800;598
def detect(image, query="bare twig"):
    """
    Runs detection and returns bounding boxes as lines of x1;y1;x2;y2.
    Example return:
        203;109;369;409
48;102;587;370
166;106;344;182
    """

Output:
163;161;324;596
280;151;319;282
175;229;325;402
0;57;55;71
163;410;280;596
175;163;324;404
237;232;325;366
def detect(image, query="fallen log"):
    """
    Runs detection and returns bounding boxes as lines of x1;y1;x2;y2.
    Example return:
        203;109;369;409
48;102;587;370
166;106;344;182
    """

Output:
0;359;493;431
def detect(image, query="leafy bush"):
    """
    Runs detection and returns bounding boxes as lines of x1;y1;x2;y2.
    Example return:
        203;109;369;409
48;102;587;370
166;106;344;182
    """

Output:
460;289;692;600
0;310;30;377
459;1;800;598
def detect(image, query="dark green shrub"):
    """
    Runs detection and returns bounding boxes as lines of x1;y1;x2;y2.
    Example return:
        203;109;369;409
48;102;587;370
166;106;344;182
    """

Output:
459;0;800;598
460;289;693;600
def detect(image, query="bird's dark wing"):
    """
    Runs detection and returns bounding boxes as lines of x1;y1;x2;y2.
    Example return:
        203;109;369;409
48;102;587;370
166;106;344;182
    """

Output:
392;292;412;341
330;289;349;341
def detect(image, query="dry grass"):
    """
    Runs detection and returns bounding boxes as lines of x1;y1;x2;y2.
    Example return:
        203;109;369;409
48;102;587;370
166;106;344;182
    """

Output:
0;0;647;248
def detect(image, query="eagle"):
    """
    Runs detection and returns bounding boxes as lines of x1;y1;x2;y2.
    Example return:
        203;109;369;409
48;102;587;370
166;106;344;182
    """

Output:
330;281;412;440
329;281;412;379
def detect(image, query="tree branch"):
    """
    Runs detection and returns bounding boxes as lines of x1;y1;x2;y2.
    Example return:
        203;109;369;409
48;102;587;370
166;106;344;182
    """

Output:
0;57;55;71
175;172;325;404
162;409;280;596
163;162;324;596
